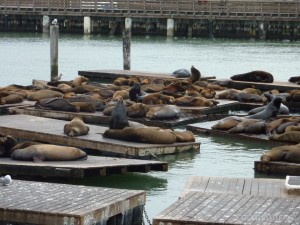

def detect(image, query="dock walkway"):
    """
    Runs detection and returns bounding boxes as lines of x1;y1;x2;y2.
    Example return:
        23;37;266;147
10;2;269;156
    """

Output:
0;179;145;225
0;155;167;178
153;176;300;225
0;114;200;158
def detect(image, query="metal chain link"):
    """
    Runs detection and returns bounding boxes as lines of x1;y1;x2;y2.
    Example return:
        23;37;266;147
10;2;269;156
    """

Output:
143;205;152;225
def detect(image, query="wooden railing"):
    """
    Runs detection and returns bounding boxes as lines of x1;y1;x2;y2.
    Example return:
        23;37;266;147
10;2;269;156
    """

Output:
1;0;299;20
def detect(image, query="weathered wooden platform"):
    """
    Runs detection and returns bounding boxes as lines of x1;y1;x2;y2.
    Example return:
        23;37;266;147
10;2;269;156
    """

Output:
0;179;145;225
0;155;168;178
0;100;35;114
153;176;300;225
0;114;200;158
78;69;216;81
255;161;300;176
210;79;300;92
9;106;206;129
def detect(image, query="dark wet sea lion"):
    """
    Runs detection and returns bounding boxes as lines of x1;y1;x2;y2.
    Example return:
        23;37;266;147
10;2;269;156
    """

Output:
230;70;274;83
35;98;80;112
129;82;143;102
0;134;18;157
103;127;177;144
189;66;201;83
11;144;87;161
109;98;129;129
172;68;191;78
246;96;282;120
261;143;300;163
64;117;90;137
288;76;300;84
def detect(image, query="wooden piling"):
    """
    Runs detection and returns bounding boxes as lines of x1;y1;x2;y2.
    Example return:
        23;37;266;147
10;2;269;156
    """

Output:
123;18;131;70
50;25;59;82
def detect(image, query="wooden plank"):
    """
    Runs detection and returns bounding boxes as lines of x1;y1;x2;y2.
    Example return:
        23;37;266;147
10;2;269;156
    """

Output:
255;161;300;176
0;114;200;158
0;180;146;225
0;155;168;178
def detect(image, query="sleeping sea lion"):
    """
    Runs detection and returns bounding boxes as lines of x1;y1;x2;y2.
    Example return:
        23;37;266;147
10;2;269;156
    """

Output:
236;92;264;103
215;89;240;100
174;96;218;107
286;89;300;102
142;93;175;105
127;103;150;117
172;68;191;78
9;141;42;156
27;90;63;101
260;143;300;163
172;130;195;142
269;131;300;143
230;70;274;83
64;117;90;137
103;127;177;144
211;116;245;130
228;118;263;133
72;76;89;87
109;98;129;129
0;94;23;105
67;95;107;111
113;90;129;101
11;144;87;162
146;105;181;119
35;98;80;112
70;102;96;113
285;125;300;133
246;96;282;120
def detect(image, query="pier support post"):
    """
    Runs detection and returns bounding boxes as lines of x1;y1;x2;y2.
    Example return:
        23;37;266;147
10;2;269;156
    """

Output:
258;21;266;39
43;15;50;33
188;24;193;37
84;16;91;34
123;17;132;70
50;25;59;82
208;20;213;38
4;15;8;32
167;18;174;37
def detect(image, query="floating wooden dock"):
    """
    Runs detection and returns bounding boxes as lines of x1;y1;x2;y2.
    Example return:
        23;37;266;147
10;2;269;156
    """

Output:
255;161;300;176
153;176;300;225
78;69;216;81
210;79;300;92
0;179;145;225
0;155;168;178
0;114;200;158
0;100;34;114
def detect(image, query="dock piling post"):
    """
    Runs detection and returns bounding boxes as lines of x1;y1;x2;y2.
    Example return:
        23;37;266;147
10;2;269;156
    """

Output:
84;16;91;34
208;20;214;38
258;21;266;39
4;15;8;32
50;25;59;82
123;17;132;70
43;15;50;33
167;18;174;37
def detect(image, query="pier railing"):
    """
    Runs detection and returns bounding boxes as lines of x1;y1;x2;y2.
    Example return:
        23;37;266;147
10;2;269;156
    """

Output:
1;0;299;20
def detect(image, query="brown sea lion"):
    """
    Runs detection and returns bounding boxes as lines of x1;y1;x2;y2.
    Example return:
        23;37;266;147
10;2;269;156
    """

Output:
9;141;42;156
57;83;72;93
285;125;300;133
142;83;165;93
266;117;300;135
109;98;129;129
200;89;216;99
286;89;300;102
215;89;240;100
174;96;217;107
64;117;90;137
11;144;87;162
70;102;96;113
269;131;300;143
205;83;225;91
142;93;175;105
163;82;186;93
230;70;274;83
127;103;150;117
27;90;63;101
113;90;129;101
228;118;263;133
0;94;23;105
276;121;298;134
113;77;129;86
236;92;264;103
67;95;107;111
260;143;300;163
35;98;80;112
244;121;266;134
242;88;262;95
211;116;245;130
146;105;180;119
128;77;141;86
103;127;177;144
172;130;195;142
72;76;89;87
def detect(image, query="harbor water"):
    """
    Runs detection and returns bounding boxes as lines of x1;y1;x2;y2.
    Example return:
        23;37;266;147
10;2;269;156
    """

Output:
1;32;300;221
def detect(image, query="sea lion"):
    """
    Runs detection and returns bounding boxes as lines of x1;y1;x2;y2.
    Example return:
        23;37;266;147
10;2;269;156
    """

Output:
27;90;63;101
200;89;216;99
242;88;262;95
215;89;240;100
228;118;263;133
288;76;300;84
0;94;23;105
67;95;107;111
163;82;186;93
9;141;42;156
236;92;264;103
174;96;218;107
11;144;87;162
146;105;181;119
211;116;245;130
128;77;141;86
172;68;191;78
113;77;129;86
260;143;300;163
265;117;300;135
205;83;225;91
64;117;90;137
35;98;80;112
70;102;96;112
246;96;282;120
113;90;129;101
0;134;18;157
127;103;150;117
230;70;274;83
57;83;72;93
244;121;266;134
269;131;300;143
285;125;300;133
72;76;89;87
109;98;129;129
189;66;201;83
172;130;195;142
103;127;177;144
276;121;298;134
129;82;144;102
286;89;300;102
142;93;175;105
142;83;165;93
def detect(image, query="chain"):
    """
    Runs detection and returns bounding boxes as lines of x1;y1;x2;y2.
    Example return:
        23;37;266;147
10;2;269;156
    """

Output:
142;205;152;225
